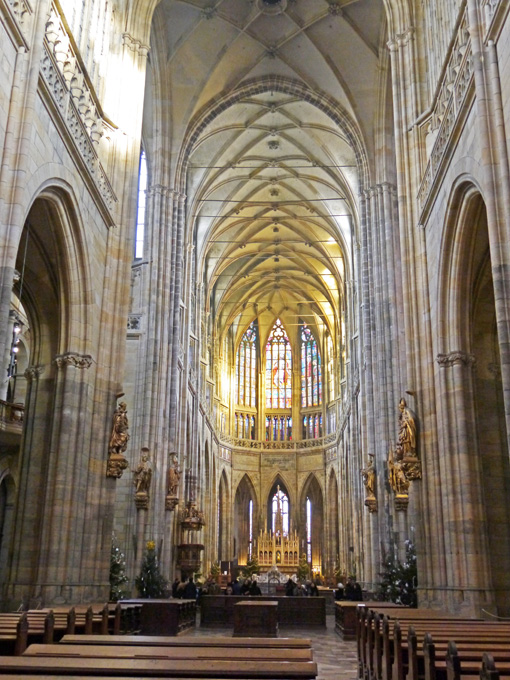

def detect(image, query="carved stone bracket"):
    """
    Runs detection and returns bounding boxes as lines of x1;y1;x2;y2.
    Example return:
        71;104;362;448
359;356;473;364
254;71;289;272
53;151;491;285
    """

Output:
106;453;129;479
436;351;476;367
135;492;149;510
394;494;409;512
24;365;45;381
165;496;179;511
364;497;378;513
54;352;93;369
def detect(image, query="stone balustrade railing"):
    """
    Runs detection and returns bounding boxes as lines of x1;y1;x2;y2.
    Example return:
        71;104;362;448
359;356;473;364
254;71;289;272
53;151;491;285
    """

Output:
6;0;32;37
218;431;337;452
0;400;24;431
417;7;473;213
41;1;116;211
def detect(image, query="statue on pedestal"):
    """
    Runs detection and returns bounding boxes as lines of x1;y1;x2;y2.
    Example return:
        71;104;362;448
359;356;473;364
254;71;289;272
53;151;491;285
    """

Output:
165;453;180;511
362;455;377;513
133;448;152;509
107;400;129;478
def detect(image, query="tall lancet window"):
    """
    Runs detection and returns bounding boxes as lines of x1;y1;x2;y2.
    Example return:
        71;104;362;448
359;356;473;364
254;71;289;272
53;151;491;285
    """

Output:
272;486;289;536
135;150;147;259
301;323;322;407
236;322;257;407
266;319;292;409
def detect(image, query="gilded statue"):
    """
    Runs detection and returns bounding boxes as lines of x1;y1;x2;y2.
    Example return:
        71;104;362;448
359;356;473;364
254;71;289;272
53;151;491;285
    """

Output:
396;398;417;459
109;401;130;455
361;456;376;498
388;448;410;495
167;453;180;496
133;449;152;494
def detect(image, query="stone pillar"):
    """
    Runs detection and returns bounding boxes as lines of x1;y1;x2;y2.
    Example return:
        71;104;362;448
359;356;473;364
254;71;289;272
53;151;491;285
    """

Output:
434;351;494;614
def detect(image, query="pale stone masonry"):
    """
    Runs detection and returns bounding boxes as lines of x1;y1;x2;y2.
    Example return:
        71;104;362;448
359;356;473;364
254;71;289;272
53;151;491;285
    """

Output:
0;0;509;618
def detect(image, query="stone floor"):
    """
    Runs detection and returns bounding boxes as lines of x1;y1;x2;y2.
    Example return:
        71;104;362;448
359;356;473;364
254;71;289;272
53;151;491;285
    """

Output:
190;614;358;680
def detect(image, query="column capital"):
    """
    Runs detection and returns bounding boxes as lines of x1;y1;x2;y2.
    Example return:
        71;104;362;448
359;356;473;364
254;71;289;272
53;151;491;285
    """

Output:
436;351;476;368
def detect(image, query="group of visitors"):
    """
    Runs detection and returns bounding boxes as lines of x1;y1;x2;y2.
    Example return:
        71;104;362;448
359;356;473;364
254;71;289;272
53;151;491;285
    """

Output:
285;578;319;596
224;578;261;596
335;577;363;601
171;576;197;600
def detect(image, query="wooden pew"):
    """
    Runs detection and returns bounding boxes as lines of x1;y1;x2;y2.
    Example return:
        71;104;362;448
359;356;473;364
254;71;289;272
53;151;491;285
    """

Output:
0;612;28;655
0;655;319;677
59;634;313;648
23;643;314;662
391;622;510;680
0;611;55;655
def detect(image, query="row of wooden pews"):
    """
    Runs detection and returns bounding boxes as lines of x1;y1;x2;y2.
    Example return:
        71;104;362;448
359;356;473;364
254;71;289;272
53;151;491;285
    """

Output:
357;603;510;680
0;633;318;678
0;602;142;655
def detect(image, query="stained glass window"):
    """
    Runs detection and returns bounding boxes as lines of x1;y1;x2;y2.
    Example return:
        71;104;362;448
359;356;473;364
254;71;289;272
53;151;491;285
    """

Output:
326;333;334;401
265;319;292;409
236;322;257;407
300;323;322;407
272;487;289;535
248;499;253;560
306;498;312;562
135;150;147;259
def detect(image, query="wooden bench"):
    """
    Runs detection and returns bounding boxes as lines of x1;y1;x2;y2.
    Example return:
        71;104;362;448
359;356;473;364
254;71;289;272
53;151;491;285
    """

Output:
233;601;278;638
121;599;195;635
23;643;313;662
201;596;325;628
59;634;312;648
0;611;55;655
357;605;510;680
0;655;318;677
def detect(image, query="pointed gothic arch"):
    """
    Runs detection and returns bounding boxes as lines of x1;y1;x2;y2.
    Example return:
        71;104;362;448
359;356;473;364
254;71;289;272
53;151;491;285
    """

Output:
233;474;258;565
435;179;510;614
300;474;324;574
217;470;230;562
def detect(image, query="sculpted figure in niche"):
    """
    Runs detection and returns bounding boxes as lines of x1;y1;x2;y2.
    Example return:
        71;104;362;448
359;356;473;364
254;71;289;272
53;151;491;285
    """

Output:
109;401;130;455
396;398;417;459
167;454;180;496
361;456;376;498
388;449;410;495
133;449;152;494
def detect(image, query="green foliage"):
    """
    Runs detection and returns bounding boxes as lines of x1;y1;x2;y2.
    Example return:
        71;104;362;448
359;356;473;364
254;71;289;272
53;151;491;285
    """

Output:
241;555;260;579
135;541;168;598
296;553;310;581
209;561;221;579
109;536;129;602
378;539;417;607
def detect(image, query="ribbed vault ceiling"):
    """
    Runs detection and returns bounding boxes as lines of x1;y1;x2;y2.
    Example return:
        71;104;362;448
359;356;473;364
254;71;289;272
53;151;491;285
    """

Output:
149;0;385;345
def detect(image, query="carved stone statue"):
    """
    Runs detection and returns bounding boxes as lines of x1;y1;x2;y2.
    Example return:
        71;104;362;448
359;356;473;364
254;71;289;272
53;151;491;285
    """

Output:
109;401;130;456
133;448;152;495
388;448;410;495
167;454;180;496
396;398;417;459
107;400;129;478
362;456;376;498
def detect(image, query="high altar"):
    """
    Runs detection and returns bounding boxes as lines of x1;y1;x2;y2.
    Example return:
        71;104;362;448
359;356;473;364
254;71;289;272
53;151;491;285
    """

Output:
256;527;300;572
255;485;300;573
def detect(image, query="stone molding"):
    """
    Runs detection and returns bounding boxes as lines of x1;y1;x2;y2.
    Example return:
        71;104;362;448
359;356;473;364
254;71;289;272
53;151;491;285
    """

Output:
127;314;142;331
436;351;476;368
54;352;93;369
41;2;117;213
122;33;150;57
387;26;415;52
3;0;32;46
417;8;473;214
24;365;45;381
